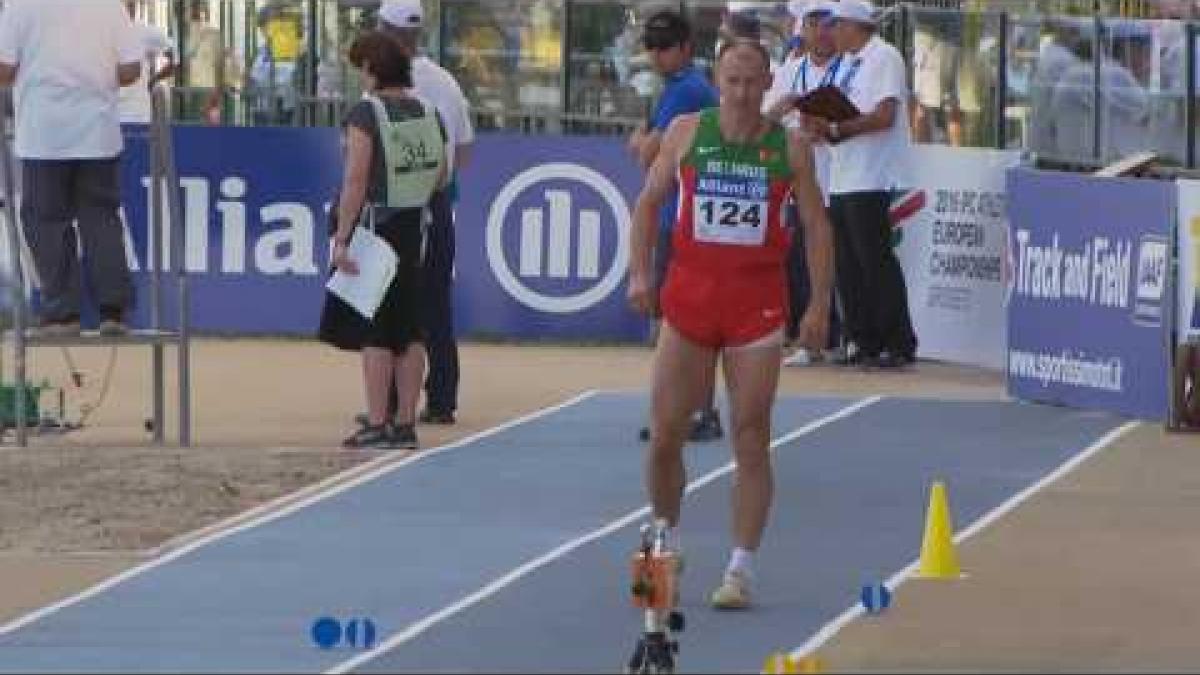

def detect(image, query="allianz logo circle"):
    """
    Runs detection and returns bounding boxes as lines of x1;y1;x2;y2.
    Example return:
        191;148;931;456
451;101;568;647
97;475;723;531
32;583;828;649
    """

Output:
486;163;631;314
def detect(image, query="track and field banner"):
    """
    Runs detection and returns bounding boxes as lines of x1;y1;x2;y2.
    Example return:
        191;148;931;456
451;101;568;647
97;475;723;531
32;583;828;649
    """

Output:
893;145;1022;369
1006;168;1174;420
1178;179;1200;345
114;128;649;339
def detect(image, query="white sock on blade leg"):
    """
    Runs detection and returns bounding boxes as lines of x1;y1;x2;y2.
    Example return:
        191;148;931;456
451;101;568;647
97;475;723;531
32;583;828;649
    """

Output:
727;547;755;579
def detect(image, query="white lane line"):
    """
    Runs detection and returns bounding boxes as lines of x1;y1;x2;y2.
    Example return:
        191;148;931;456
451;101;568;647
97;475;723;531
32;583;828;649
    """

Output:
786;419;1141;664
0;390;601;639
327;396;884;675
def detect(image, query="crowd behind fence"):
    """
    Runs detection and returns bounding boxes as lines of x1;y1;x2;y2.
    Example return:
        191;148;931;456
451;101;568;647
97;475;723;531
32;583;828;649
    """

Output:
140;1;1200;170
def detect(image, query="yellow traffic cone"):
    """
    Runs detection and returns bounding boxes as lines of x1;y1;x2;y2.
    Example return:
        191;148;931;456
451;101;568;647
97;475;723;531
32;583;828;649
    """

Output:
795;655;826;673
763;652;824;674
916;480;962;579
763;651;797;674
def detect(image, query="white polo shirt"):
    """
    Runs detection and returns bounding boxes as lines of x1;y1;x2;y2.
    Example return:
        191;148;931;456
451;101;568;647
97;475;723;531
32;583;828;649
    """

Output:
0;0;142;159
411;56;474;175
764;52;839;201
828;35;912;195
118;22;174;125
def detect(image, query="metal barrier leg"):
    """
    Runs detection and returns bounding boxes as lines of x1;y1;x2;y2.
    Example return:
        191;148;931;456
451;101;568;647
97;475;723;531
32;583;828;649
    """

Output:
0;91;28;446
154;84;191;448
149;96;166;446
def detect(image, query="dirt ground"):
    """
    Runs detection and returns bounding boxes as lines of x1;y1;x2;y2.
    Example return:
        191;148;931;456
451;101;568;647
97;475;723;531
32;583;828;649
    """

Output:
0;338;1194;672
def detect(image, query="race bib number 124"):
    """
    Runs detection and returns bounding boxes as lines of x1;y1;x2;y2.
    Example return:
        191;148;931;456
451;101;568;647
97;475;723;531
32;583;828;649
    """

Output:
694;195;767;246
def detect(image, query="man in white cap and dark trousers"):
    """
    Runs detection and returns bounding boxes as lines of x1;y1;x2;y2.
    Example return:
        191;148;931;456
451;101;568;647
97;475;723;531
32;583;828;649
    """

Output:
378;0;474;425
806;0;917;369
764;0;842;367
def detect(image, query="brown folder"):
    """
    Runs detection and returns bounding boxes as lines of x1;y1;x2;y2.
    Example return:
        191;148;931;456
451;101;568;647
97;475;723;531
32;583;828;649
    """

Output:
793;84;861;122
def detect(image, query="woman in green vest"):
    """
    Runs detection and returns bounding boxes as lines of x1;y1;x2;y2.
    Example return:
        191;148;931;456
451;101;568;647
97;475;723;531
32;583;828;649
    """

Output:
321;30;447;451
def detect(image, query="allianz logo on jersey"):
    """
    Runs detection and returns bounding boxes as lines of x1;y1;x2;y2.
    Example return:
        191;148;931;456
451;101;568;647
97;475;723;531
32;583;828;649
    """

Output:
486;163;631;314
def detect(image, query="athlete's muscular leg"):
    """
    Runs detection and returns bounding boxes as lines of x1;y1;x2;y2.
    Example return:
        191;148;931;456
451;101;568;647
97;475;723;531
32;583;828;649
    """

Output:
649;322;718;526
721;333;784;551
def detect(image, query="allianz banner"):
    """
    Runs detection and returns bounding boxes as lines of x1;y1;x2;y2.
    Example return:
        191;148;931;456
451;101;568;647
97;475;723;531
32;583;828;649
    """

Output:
453;133;648;341
120;126;342;334
894;146;1021;370
1006;168;1173;420
117;128;649;340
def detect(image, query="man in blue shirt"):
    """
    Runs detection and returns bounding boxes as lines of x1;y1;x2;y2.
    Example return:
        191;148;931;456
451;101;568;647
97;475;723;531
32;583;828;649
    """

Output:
627;9;723;442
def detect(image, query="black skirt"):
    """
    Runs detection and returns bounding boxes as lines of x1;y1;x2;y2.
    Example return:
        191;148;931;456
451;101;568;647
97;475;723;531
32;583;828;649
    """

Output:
318;209;425;354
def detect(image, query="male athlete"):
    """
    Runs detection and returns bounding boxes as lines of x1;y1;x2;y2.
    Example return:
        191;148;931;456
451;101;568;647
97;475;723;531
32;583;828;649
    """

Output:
628;38;834;609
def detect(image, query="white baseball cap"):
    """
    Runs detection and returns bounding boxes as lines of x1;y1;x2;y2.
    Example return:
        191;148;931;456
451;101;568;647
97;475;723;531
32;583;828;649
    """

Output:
378;0;424;29
801;1;840;21
832;0;878;26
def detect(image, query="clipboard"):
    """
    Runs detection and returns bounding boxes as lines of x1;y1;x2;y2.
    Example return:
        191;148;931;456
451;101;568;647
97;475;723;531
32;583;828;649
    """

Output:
793;84;861;122
325;209;398;320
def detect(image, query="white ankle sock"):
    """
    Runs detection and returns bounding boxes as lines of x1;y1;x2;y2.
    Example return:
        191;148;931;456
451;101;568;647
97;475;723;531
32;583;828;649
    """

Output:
727;547;754;578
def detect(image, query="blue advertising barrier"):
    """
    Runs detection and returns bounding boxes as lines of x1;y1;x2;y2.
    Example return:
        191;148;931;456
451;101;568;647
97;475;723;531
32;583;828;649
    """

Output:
118;127;648;341
453;133;647;341
1006;168;1174;420
120;125;342;334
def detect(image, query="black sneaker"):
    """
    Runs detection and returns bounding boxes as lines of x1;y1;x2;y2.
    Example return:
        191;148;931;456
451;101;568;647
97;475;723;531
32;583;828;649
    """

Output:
418;408;456;425
342;423;395;450
392;423;419;450
98;306;128;336
831;346;864;366
355;412;398;428
689;409;724;442
874;351;915;370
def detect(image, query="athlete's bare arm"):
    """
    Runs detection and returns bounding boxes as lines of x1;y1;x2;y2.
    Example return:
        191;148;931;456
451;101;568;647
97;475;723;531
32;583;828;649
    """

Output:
786;129;833;350
628;114;700;316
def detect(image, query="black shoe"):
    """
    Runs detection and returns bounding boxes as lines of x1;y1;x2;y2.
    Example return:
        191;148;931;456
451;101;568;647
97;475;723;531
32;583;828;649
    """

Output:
831;348;864;366
343;423;395;450
392;423;419;450
98;306;127;336
355;412;400;428
418;408;456;425
36;318;81;338
875;351;914;370
857;353;883;370
689;409;724;442
638;426;650;442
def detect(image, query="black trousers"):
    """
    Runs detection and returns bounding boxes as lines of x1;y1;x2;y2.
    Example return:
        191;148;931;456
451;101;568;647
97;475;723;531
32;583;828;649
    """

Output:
20;158;133;322
828;191;917;358
421;189;459;414
786;203;842;348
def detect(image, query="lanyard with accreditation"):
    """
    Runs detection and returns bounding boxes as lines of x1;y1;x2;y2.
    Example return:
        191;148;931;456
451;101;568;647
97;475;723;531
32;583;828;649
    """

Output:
790;54;864;94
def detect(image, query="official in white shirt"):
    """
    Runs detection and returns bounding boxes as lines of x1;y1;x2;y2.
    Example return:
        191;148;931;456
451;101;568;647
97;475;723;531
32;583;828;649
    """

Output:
0;0;142;335
808;0;917;368
378;0;474;425
118;0;176;126
764;0;841;365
